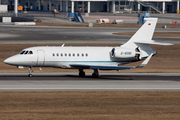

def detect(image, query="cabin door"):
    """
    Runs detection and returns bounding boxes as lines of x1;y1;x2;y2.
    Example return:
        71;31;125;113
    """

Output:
37;50;45;66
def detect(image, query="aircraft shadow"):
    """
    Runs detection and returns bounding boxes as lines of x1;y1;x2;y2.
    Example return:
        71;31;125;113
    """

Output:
0;74;179;81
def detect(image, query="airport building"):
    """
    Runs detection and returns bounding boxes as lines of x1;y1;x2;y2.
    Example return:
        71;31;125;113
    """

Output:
0;0;180;13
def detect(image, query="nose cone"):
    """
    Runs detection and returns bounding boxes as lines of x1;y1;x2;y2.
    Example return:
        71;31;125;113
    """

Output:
4;55;31;66
4;57;14;65
4;55;20;65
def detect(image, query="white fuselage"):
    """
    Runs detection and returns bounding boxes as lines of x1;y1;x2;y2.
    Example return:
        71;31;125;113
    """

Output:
4;46;138;69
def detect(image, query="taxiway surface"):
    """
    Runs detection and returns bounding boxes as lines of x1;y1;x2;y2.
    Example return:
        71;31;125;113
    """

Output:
0;26;180;43
0;73;180;91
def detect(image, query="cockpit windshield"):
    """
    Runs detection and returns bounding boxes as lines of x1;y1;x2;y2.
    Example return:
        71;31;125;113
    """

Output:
29;51;33;54
19;50;33;55
20;51;25;54
24;51;29;54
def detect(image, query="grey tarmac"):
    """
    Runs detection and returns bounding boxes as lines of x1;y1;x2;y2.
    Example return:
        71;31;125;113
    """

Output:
0;26;180;44
0;73;180;91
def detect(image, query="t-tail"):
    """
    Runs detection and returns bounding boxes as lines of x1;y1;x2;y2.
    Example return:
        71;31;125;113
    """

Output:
121;18;173;60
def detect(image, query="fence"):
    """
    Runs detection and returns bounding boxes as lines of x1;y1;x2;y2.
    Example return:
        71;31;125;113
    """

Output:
0;11;68;21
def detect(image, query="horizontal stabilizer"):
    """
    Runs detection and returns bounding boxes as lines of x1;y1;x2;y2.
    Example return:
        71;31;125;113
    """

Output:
137;53;153;68
135;40;173;46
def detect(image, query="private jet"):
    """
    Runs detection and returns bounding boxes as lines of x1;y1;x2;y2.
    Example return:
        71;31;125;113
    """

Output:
4;18;172;77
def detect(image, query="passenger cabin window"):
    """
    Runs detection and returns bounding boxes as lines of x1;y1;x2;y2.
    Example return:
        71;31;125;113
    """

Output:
55;53;88;57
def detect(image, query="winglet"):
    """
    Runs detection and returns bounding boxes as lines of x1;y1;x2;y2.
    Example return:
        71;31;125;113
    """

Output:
136;53;153;68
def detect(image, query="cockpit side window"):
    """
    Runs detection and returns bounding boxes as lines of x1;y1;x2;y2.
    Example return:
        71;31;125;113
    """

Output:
24;51;29;54
20;51;25;54
29;51;33;54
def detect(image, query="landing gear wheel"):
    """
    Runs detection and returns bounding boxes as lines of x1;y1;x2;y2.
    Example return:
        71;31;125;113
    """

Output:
92;73;98;78
28;74;33;78
79;71;85;77
92;69;99;78
79;69;85;77
28;67;34;78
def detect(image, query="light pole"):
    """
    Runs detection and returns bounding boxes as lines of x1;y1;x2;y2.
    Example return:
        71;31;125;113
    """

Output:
14;0;18;17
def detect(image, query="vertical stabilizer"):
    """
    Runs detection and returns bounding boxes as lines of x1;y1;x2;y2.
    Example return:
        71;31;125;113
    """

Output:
121;18;158;49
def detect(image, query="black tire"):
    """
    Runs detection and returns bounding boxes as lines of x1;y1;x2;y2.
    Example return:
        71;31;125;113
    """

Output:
28;74;33;78
79;72;85;77
92;73;98;78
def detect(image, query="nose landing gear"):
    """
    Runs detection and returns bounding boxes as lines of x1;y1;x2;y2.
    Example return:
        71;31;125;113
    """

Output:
28;67;33;77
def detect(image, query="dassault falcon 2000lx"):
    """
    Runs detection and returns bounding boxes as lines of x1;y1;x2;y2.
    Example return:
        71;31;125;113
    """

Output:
4;18;172;77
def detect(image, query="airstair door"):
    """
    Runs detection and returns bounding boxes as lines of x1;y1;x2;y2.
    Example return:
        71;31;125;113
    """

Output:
37;50;45;66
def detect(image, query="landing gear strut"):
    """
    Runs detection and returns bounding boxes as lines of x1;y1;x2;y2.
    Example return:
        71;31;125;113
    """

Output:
92;69;99;78
28;67;34;77
79;69;85;77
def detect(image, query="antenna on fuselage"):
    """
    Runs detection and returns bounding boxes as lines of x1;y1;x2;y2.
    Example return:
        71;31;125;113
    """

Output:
61;44;65;47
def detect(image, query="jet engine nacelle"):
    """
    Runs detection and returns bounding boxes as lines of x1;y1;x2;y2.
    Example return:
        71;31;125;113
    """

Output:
111;47;137;58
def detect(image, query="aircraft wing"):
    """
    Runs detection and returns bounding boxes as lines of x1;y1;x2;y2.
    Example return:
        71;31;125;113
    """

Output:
70;64;134;70
70;53;153;70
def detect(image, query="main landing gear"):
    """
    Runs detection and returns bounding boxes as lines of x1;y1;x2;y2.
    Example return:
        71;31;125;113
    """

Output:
79;69;99;78
79;69;85;77
28;67;33;77
92;69;99;78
